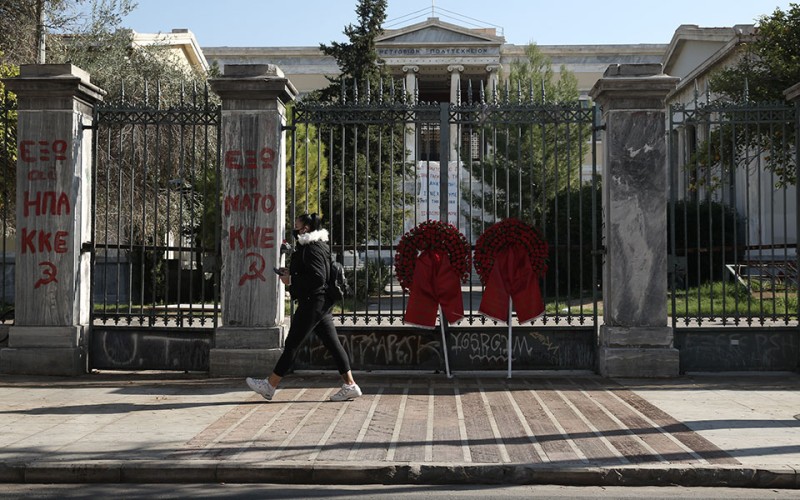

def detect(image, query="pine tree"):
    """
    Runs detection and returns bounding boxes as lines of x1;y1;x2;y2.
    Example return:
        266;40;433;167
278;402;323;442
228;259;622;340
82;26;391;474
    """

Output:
300;0;411;251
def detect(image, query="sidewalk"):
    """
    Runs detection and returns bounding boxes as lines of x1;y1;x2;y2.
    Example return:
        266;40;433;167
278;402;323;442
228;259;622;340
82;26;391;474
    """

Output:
0;371;799;487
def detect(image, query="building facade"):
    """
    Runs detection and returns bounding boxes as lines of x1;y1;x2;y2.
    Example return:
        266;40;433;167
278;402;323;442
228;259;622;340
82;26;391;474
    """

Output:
203;17;666;100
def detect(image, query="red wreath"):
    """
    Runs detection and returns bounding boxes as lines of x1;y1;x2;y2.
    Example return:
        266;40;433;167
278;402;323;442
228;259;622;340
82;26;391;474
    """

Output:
474;218;549;324
474;218;548;285
395;220;471;291
395;220;471;327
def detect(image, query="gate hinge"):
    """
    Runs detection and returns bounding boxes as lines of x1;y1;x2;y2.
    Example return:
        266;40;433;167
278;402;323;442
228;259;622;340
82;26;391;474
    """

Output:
593;124;606;132
281;124;296;131
81;242;93;253
81;124;97;131
590;246;606;256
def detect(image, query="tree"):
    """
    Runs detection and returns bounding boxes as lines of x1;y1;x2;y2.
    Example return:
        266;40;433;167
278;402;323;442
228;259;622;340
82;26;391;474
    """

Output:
47;2;208;104
463;43;591;233
0;0;207;104
0;1;140;66
303;0;411;248
316;0;387;103
0;55;18;236
710;3;800;103
286;103;330;220
694;3;800;187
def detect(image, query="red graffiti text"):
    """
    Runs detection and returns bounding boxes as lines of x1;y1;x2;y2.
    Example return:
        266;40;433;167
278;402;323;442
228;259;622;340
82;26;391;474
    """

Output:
20;228;69;254
224;193;275;215
224;148;275;170
23;191;71;217
20;139;68;163
228;226;275;250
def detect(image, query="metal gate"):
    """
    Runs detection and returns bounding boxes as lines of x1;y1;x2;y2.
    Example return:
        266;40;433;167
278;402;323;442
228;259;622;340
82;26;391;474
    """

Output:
668;97;800;371
290;80;600;335
88;85;222;371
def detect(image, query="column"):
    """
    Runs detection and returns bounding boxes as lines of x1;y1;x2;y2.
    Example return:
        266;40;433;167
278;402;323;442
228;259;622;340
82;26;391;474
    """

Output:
0;65;104;375
444;65;464;224
589;64;680;377
209;64;297;377
447;65;464;160
486;65;500;101
402;65;418;166
447;65;463;106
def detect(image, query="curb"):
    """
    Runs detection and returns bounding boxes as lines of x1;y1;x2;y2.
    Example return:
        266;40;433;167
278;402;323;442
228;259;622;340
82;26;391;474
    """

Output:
2;461;798;488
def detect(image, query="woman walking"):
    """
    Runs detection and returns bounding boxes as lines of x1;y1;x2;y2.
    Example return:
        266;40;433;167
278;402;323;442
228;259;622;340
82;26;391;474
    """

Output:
246;213;362;402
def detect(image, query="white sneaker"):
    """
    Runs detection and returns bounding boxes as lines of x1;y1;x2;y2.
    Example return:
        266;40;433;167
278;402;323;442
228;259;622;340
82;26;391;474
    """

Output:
330;383;362;401
246;377;276;401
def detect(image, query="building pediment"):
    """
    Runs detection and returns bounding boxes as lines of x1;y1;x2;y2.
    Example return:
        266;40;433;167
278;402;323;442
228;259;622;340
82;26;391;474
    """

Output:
380;25;489;44
377;17;504;46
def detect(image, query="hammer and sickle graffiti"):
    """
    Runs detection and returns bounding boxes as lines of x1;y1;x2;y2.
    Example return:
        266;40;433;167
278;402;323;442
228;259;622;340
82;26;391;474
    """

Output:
238;252;267;286
34;261;58;289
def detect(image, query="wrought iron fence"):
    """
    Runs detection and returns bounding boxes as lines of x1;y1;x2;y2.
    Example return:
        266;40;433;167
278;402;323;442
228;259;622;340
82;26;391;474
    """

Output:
0;86;15;320
668;99;800;326
291;79;599;326
91;84;222;327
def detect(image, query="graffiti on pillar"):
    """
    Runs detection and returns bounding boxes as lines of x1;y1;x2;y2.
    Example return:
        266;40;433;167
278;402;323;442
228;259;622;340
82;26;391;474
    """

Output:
33;261;59;289
238;252;267;285
20;139;68;163
223;146;278;286
18;138;72;288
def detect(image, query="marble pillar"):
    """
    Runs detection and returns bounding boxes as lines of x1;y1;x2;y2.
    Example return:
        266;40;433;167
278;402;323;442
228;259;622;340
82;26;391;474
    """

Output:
208;64;297;377
0;65;104;375
589;64;680;378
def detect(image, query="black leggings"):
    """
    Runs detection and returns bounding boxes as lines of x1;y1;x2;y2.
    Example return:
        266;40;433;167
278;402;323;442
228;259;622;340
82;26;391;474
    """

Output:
272;294;351;377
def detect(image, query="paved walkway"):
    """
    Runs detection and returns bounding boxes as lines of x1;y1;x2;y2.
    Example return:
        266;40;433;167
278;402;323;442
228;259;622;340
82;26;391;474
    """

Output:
0;371;799;487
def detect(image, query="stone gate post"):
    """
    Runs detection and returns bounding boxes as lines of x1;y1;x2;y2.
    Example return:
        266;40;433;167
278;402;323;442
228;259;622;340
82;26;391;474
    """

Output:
589;64;680;377
0;65;103;375
209;65;296;377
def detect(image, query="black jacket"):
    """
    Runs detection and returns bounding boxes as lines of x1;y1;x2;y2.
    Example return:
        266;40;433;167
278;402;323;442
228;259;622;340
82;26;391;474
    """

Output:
288;229;330;301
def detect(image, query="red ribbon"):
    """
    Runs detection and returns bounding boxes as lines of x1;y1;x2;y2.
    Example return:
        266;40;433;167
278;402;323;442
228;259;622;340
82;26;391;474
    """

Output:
479;244;544;324
404;249;464;328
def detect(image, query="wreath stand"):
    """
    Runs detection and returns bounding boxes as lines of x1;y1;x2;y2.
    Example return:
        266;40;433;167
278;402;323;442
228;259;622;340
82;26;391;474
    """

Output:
506;299;513;379
439;306;453;378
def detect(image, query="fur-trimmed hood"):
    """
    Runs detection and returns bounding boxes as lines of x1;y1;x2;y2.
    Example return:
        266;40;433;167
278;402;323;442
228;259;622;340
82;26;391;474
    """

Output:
297;228;329;246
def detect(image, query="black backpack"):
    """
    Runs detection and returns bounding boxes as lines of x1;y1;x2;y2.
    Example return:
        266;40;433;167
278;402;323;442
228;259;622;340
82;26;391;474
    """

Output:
326;256;349;302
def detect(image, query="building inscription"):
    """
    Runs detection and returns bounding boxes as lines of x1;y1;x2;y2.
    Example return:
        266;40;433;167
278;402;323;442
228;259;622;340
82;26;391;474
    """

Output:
378;46;499;57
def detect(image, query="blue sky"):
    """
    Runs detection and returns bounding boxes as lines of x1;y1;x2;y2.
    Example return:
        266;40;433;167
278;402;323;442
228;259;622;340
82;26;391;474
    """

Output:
120;0;793;47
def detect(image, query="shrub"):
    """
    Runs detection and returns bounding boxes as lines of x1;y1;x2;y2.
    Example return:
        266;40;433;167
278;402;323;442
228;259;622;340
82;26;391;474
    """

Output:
668;200;741;286
345;261;392;302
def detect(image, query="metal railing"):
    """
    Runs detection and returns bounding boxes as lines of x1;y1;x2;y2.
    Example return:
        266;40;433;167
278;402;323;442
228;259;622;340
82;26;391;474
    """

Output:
669;99;800;326
91;83;222;328
291;79;600;326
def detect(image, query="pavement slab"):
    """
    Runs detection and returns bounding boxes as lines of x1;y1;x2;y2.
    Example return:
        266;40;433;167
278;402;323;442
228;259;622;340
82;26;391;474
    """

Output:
0;371;798;487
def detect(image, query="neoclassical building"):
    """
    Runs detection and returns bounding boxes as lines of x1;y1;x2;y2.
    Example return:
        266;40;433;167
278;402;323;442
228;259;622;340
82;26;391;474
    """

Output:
203;16;667;100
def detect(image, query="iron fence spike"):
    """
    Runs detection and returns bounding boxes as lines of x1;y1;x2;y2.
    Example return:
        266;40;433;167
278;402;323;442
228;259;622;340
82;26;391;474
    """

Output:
540;78;546;103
